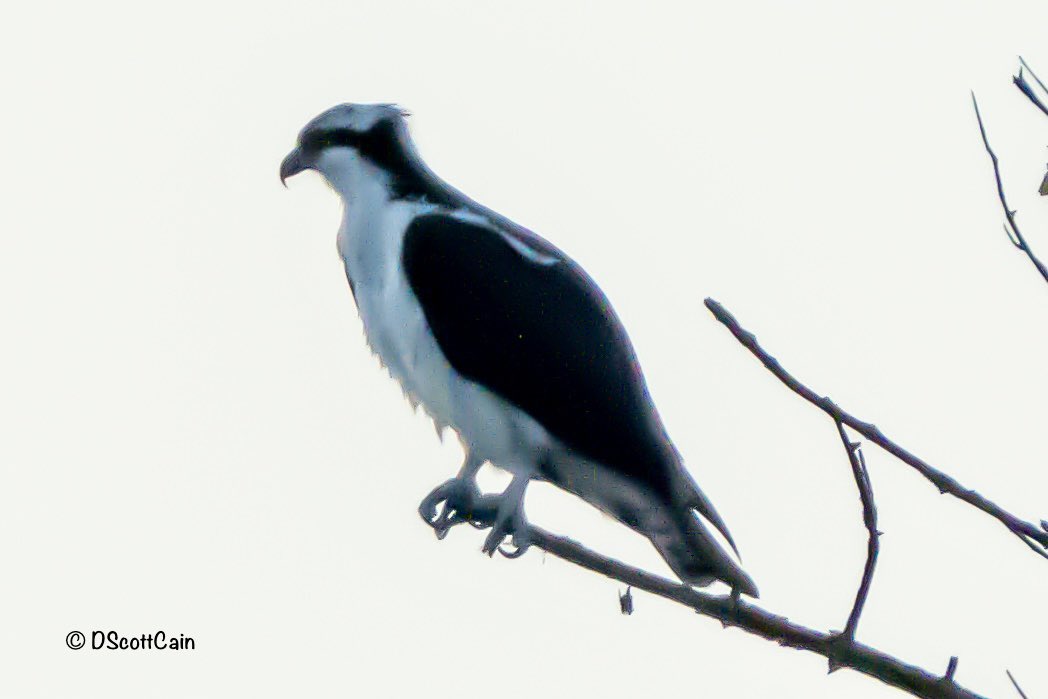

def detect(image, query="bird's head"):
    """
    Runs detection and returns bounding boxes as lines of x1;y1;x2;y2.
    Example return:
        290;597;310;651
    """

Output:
280;103;412;194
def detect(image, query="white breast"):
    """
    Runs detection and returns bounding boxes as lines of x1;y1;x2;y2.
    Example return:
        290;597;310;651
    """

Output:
338;199;458;434
336;200;554;478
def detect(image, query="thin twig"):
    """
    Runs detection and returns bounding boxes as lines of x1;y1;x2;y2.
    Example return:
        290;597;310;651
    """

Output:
1014;68;1048;119
945;657;959;683
1016;57;1048;118
834;423;881;643
1006;669;1029;699
1019;58;1048;95
971;92;1048;285
704;297;1048;559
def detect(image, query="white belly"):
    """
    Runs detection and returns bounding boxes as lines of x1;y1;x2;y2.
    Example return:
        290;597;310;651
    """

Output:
339;202;551;478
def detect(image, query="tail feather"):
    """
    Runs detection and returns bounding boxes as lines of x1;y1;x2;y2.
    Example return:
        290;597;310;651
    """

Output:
664;447;748;563
685;488;741;560
649;509;759;598
549;443;757;596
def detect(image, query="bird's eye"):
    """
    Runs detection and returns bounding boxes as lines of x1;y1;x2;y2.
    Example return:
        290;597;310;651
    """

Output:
303;128;355;152
302;132;332;151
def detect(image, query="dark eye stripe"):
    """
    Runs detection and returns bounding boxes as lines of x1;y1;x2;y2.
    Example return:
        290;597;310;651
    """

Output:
301;128;360;153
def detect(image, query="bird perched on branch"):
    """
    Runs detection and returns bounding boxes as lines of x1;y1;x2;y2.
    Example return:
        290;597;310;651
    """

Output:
280;103;758;597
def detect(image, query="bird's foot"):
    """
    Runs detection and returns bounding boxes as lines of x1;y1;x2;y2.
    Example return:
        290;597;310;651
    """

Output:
418;477;496;539
480;487;532;559
419;472;532;559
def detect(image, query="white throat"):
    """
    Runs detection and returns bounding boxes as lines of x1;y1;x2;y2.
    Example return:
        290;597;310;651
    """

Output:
326;149;411;294
318;148;393;207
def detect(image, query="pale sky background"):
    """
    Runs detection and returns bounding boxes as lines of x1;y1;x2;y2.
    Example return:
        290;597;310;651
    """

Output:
2;2;1047;698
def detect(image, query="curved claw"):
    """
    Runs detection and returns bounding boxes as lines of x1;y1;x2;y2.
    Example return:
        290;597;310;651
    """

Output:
431;508;457;540
497;539;530;559
499;528;533;558
481;514;530;558
418;479;458;525
430;501;483;540
481;529;504;557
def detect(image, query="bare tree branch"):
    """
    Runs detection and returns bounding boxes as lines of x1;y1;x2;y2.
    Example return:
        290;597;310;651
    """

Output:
833;423;881;644
1015;57;1048;118
537;527;992;698
1014;69;1048;119
1006;669;1030;699
971;92;1048;286
703;297;1048;558
425;508;988;699
1019;58;1048;95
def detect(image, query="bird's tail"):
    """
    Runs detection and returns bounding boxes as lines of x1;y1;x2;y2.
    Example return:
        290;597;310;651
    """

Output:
644;453;759;598
646;503;759;598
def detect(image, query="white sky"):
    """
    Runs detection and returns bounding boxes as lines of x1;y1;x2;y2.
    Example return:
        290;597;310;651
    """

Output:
2;1;1047;697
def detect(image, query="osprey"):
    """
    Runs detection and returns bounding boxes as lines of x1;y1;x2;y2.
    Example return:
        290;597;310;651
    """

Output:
280;103;758;597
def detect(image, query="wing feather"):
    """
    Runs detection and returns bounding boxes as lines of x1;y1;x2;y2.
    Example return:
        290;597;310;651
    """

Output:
402;213;679;498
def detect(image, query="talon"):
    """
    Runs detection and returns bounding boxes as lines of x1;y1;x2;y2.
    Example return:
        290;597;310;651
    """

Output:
478;476;529;557
418;476;481;534
513;529;532;552
418;479;457;524
481;527;505;557
498;540;529;559
430;505;455;538
480;515;517;556
499;528;533;558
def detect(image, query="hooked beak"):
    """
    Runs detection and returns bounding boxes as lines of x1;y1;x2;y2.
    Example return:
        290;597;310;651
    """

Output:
280;147;307;187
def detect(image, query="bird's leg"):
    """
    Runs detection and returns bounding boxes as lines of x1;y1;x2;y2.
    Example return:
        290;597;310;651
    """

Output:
481;474;532;558
418;452;487;538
